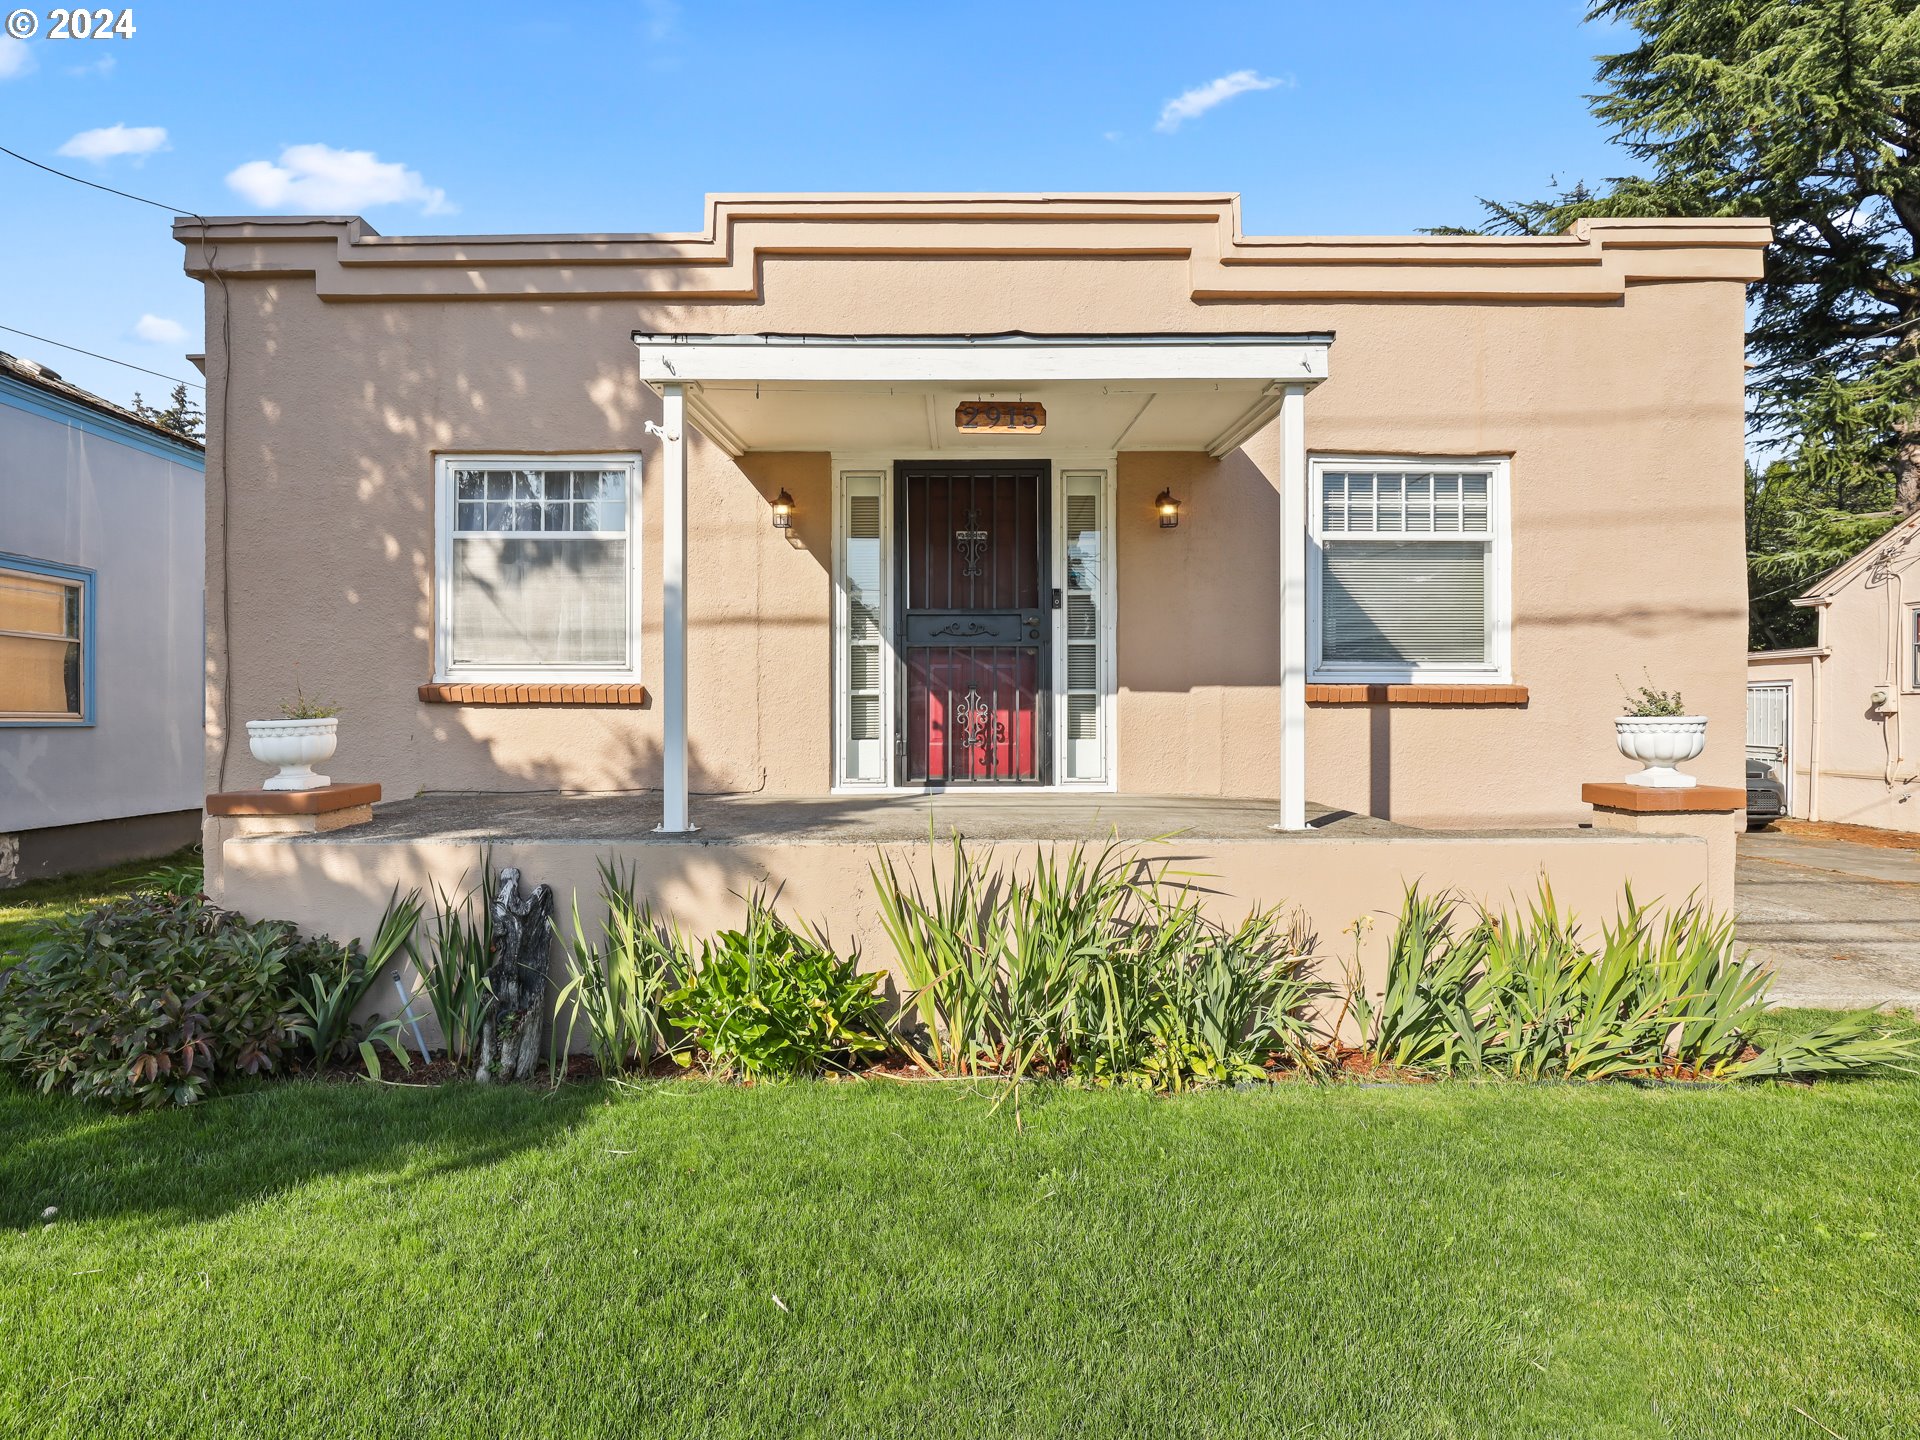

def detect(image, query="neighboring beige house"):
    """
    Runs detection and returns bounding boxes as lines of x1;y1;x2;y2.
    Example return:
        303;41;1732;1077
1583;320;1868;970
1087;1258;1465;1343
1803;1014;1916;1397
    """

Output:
1749;510;1920;832
176;194;1765;975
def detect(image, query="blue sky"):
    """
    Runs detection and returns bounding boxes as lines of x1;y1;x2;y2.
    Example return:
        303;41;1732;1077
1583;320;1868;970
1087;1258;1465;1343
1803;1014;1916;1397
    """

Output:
0;0;1631;409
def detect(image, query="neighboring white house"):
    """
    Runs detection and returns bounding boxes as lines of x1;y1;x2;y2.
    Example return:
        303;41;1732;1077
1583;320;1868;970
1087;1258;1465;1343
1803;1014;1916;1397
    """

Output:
0;352;205;885
1748;508;1920;832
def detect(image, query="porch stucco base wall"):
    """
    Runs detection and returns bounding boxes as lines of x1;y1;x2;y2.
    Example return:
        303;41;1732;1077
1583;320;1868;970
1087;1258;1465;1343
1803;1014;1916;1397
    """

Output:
211;825;1708;1044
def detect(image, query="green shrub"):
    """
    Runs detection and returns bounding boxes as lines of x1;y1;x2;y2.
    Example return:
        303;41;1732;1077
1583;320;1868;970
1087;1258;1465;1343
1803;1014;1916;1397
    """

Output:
1351;884;1920;1081
1076;898;1323;1091
663;893;885;1081
0;892;345;1107
556;859;684;1077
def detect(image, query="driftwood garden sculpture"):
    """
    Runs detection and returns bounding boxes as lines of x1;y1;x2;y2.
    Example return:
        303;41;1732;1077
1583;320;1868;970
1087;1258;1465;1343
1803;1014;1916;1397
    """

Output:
476;867;555;1084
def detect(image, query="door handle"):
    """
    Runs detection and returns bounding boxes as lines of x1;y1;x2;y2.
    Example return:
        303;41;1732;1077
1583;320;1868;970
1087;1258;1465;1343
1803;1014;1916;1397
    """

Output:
1022;616;1040;625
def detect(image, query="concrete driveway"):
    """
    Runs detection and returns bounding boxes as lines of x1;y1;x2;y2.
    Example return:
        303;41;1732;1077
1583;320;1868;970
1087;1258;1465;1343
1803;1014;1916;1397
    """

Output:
1738;830;1920;1009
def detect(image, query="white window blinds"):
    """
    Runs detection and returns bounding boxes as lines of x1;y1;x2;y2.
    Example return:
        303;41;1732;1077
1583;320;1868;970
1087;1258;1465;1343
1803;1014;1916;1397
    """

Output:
1315;466;1499;673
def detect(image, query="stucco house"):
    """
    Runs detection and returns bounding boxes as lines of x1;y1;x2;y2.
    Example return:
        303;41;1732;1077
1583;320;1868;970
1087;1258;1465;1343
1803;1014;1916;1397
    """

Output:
177;194;1765;973
1748;509;1920;831
0;352;206;884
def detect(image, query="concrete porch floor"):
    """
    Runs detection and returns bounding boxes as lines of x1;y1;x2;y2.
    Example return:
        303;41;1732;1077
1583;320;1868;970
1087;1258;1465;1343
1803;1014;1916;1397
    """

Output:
299;791;1425;847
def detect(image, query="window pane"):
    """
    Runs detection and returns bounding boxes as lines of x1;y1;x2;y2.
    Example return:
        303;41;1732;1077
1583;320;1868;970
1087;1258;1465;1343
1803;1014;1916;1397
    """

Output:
457;471;485;502
0;570;75;639
1322;541;1487;664
842;477;885;782
451;537;627;666
1326;469;1492;537
578;499;625;533
0;634;82;716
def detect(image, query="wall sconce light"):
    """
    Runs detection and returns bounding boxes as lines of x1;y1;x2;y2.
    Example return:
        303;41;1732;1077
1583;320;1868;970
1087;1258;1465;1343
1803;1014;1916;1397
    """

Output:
771;489;794;530
1154;489;1181;529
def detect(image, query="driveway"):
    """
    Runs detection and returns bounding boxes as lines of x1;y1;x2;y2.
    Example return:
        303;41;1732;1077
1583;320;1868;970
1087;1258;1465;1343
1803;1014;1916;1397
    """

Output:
1738;830;1920;1009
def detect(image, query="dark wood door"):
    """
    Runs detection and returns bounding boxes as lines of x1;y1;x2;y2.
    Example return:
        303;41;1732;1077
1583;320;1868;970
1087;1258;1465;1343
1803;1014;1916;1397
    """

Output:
897;461;1051;785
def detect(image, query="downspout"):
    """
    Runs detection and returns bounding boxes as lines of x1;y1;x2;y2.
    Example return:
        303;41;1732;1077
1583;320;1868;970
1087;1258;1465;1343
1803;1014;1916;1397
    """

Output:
1808;603;1826;823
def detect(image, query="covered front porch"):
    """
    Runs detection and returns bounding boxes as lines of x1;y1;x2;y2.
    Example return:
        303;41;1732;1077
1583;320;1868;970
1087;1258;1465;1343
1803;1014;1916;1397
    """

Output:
634;331;1330;831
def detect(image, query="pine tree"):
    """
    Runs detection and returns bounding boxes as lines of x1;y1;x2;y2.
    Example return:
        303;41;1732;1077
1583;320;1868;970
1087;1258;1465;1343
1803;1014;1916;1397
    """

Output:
1439;2;1920;643
130;382;206;443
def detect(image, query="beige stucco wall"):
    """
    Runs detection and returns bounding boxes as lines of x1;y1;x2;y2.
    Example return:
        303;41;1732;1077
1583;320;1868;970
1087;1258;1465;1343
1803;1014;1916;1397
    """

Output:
191;203;1753;828
214;826;1711;1034
1764;548;1920;830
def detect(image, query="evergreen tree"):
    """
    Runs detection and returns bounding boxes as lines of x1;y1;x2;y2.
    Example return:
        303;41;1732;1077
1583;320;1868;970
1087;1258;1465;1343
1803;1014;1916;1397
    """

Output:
1439;1;1920;643
131;382;206;443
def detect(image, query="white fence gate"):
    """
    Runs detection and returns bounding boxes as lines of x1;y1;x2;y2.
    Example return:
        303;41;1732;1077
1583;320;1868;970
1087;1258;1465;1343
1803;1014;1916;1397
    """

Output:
1746;680;1793;812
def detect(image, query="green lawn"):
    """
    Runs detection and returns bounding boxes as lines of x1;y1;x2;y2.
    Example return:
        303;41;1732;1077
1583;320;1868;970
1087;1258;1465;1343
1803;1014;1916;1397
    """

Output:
3;1074;1917;1439
0;847;198;955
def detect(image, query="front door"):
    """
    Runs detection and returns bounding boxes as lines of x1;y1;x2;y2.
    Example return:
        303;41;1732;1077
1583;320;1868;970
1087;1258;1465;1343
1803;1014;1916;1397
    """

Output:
897;460;1051;785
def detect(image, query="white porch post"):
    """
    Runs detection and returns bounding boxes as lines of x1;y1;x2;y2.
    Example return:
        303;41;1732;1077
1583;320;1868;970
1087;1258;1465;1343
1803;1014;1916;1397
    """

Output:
1277;382;1309;831
656;382;693;833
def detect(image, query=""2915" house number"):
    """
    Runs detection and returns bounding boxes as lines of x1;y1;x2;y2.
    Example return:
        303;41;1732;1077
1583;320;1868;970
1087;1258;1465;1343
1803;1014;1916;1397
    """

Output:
955;402;1045;433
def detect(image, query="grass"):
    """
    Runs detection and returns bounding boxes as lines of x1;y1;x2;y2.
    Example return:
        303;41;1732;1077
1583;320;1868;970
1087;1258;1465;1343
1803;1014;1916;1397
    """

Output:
0;847;198;956
3;1074;1919;1439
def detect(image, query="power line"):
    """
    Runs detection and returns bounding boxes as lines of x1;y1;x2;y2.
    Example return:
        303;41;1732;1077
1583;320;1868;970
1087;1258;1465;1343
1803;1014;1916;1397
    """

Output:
0;323;205;390
0;143;190;214
0;146;210;390
3;140;238;786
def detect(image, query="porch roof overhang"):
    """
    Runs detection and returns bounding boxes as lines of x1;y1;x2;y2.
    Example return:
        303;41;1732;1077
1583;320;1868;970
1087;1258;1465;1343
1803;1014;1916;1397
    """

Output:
631;331;1332;458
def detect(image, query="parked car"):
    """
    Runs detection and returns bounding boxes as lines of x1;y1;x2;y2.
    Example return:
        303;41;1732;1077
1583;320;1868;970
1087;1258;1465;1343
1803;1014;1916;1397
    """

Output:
1746;754;1787;823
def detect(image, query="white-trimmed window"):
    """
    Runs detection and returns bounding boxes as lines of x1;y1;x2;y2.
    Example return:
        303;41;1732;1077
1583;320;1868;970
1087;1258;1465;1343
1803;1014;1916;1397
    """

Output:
434;455;640;680
838;470;888;785
1309;457;1510;683
0;557;92;724
1060;469;1111;783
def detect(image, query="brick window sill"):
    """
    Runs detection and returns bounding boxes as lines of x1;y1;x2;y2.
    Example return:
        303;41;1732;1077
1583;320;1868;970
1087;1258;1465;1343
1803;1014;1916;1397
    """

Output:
1307;684;1529;707
418;683;649;707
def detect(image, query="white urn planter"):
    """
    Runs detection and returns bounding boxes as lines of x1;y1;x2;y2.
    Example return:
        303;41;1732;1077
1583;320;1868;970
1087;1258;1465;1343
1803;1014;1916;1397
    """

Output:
247;717;338;791
1614;715;1708;788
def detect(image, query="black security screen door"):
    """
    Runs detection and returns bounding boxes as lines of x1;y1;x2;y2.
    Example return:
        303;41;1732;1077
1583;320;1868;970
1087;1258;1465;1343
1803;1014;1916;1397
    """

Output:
896;461;1051;785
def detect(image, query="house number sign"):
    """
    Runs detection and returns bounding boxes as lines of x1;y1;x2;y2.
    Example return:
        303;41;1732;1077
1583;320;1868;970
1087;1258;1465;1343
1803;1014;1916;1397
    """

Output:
955;401;1045;434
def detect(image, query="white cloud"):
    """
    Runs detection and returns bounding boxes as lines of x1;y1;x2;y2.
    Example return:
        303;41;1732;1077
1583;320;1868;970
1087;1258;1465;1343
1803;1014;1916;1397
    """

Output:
225;142;452;215
0;36;34;79
1155;69;1288;133
57;123;169;162
66;52;116;77
133;314;187;344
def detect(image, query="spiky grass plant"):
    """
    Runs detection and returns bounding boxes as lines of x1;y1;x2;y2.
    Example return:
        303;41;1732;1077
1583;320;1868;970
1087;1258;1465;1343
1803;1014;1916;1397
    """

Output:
289;887;424;1079
406;854;495;1068
555;859;686;1079
871;835;1000;1073
1352;884;1919;1082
